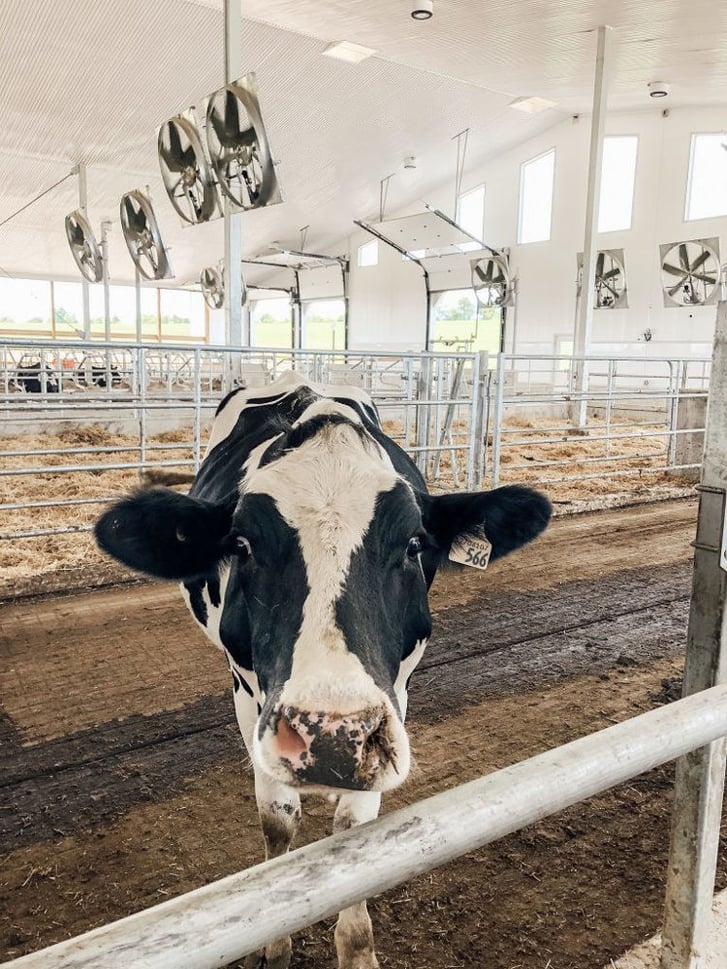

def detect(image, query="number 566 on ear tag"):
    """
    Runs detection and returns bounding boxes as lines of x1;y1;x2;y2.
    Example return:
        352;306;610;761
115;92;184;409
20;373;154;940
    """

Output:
449;534;492;570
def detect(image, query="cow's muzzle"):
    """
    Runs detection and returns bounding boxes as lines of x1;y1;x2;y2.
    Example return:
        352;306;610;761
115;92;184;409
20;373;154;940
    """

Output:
257;703;407;791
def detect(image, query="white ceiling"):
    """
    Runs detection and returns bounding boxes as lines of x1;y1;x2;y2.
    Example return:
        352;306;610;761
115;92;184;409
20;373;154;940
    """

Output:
1;0;726;288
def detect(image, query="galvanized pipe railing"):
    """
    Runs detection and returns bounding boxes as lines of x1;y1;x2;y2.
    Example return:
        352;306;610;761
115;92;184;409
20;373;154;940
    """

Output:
4;685;727;969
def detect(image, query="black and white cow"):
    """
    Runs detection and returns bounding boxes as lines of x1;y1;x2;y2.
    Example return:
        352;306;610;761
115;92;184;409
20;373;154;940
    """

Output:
95;372;551;969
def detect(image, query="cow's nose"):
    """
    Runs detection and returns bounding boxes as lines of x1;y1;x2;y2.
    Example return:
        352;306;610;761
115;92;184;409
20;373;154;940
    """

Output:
271;705;393;789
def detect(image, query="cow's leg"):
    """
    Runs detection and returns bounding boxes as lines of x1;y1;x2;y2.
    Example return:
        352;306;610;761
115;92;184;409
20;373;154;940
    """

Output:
234;683;302;969
333;791;382;969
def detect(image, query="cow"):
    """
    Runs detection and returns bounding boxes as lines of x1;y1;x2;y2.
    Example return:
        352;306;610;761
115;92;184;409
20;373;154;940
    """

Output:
94;371;551;969
14;361;60;394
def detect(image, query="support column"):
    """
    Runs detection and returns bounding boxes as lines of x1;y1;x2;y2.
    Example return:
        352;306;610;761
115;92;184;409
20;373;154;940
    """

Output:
661;301;727;969
101;220;112;340
224;0;244;383
77;163;91;340
573;25;611;427
135;269;143;342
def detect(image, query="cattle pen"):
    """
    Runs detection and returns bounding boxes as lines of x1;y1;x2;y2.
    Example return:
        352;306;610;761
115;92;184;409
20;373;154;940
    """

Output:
0;336;708;595
1;307;727;969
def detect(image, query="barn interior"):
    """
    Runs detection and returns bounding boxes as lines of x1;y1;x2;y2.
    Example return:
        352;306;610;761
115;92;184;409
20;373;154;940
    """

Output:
2;2;727;968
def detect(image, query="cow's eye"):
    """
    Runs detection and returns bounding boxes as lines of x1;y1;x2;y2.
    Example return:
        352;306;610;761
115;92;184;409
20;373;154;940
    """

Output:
406;537;423;559
233;536;252;560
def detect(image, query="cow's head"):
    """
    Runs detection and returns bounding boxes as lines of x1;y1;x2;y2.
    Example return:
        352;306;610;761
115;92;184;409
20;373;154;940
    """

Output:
95;416;550;793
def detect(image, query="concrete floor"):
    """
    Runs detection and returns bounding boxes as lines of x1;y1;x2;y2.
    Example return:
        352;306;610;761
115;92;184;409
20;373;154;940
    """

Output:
609;888;727;968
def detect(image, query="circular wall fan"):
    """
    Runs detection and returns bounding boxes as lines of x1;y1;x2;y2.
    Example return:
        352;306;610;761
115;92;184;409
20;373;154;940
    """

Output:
65;210;103;282
158;114;218;224
576;249;628;308
205;74;281;211
660;239;721;307
471;254;513;307
119;190;173;281
200;266;224;309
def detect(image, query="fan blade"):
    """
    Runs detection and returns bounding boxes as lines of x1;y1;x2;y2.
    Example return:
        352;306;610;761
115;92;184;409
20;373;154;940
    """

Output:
473;264;488;283
596;252;604;277
602;267;621;280
679;244;689;271
224;89;241;140
691;271;718;286
68;221;85;247
690;249;711;273
662;263;687;279
602;281;620;299
668;280;686;297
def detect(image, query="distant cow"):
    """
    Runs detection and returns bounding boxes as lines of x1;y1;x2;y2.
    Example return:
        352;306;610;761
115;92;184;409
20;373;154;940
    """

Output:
95;372;550;969
14;362;59;393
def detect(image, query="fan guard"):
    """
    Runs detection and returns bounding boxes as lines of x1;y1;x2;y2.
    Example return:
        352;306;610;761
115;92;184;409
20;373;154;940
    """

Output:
205;73;282;211
200;266;224;309
660;238;721;307
158;112;219;225
577;249;628;309
119;190;173;281
471;254;513;307
64;210;103;283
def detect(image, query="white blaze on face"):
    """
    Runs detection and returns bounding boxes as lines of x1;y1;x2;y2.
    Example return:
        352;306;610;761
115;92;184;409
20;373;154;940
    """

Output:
244;410;399;715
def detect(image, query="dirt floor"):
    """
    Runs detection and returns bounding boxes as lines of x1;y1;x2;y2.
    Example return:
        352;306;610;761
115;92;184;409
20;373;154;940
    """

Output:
2;497;725;969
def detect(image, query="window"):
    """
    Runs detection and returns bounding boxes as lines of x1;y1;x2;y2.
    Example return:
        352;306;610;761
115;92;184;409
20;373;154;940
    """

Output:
53;281;84;337
302;299;346;349
0;277;52;333
357;240;378;267
251;298;293;348
430;289;502;354
456;185;485;240
685;133;727;221
160;288;206;339
518;149;555;244
598;136;638;232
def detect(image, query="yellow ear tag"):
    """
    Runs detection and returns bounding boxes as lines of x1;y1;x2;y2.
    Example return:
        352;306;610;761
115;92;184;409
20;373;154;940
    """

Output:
448;534;492;570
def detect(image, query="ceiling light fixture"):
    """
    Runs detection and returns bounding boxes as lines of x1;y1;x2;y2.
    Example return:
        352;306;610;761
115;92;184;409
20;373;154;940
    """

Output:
647;81;671;98
322;40;376;64
509;96;558;114
411;0;433;20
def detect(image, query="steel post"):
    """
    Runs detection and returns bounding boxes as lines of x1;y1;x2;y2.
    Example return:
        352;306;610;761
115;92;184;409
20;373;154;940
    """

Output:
491;352;506;487
661;302;727;969
573;25;612;428
77;164;91;340
223;0;244;383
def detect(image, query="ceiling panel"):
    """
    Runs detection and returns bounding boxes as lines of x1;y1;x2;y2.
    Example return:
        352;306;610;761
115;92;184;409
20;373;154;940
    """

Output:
0;0;725;288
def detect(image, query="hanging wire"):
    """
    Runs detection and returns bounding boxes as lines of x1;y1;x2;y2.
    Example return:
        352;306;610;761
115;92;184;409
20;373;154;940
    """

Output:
0;171;75;232
0;170;76;279
452;128;470;217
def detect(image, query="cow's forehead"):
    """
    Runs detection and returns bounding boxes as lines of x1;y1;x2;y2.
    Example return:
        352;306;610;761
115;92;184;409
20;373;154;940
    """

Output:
244;418;403;549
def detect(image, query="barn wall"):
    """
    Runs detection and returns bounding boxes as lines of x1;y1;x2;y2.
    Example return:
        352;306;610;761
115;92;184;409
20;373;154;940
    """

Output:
346;104;727;358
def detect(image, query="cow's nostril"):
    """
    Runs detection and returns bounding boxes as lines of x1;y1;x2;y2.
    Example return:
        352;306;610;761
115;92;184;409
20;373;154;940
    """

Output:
275;712;308;759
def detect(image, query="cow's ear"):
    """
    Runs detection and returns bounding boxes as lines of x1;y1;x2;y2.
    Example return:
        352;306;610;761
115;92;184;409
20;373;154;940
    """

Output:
423;485;551;564
94;487;234;580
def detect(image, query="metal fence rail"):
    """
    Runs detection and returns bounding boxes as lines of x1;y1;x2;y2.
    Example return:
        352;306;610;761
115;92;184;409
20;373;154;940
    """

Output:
487;352;710;492
0;338;710;545
4;683;727;969
0;339;486;543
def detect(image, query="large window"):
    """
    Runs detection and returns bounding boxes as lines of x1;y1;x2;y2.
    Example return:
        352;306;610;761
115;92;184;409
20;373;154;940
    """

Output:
518;149;555;244
456;185;485;240
598;136;638;232
685;133;727;221
303;299;345;349
0;277;52;333
0;277;207;341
